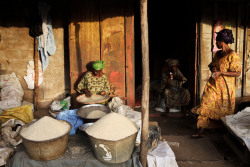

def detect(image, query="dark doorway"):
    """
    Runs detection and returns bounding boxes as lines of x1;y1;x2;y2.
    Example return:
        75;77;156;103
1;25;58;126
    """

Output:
134;0;199;108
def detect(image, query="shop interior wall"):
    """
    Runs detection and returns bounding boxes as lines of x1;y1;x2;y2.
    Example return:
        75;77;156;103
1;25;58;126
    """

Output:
0;1;70;109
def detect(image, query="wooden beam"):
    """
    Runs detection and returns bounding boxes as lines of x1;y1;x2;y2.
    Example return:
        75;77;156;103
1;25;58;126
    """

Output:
140;0;150;166
125;0;135;109
34;37;39;111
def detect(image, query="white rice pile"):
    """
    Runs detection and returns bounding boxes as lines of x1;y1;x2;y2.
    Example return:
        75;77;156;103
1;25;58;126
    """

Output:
86;110;107;119
20;116;70;141
85;112;138;141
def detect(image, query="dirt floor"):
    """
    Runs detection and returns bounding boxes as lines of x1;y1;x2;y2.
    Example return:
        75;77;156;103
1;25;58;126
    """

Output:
147;108;249;167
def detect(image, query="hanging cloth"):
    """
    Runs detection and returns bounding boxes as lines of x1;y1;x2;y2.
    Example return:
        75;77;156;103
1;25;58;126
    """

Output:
37;2;56;71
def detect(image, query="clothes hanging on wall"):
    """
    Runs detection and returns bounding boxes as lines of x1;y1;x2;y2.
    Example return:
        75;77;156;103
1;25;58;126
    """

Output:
37;2;56;71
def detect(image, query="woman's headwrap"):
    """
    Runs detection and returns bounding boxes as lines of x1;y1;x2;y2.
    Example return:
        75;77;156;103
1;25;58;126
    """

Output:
92;60;105;70
165;59;179;67
216;29;234;44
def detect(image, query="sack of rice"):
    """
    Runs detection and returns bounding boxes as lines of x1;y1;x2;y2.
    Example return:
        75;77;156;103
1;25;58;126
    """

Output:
20;116;70;141
85;112;138;141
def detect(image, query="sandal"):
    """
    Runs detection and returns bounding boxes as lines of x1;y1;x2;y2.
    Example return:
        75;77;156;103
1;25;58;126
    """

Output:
192;134;205;138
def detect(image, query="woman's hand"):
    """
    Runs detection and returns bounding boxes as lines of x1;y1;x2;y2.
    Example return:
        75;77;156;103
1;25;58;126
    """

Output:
100;91;106;96
211;71;222;79
84;89;92;97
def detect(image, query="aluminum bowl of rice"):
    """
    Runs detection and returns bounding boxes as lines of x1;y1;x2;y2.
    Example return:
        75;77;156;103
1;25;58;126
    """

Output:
77;104;110;123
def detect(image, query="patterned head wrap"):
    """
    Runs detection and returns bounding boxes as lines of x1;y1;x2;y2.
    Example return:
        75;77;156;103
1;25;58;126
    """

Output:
165;59;179;67
216;29;234;44
92;60;105;70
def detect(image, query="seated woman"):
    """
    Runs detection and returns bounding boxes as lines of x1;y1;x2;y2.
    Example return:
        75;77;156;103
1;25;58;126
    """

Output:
159;59;190;115
76;60;110;97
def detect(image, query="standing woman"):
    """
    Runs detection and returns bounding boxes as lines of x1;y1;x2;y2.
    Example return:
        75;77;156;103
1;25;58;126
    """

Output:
192;29;241;137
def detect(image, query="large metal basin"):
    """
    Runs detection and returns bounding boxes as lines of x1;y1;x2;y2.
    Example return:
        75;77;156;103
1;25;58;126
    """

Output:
19;120;71;161
88;132;137;164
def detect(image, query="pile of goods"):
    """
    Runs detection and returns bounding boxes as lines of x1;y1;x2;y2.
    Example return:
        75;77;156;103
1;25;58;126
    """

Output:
19;116;71;161
20;116;70;141
85;112;138;163
86;112;138;141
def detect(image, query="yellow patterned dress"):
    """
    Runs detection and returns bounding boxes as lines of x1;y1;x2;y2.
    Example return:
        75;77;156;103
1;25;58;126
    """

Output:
192;51;241;128
76;71;110;95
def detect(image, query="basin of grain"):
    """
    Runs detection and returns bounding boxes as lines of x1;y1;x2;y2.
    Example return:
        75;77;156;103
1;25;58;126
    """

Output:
77;104;110;123
76;94;110;104
85;112;138;163
19;116;71;161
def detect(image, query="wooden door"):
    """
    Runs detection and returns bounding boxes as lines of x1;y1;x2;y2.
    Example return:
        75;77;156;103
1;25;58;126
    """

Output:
69;0;134;108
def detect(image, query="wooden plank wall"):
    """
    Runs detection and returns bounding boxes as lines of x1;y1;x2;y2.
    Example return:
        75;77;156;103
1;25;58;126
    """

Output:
69;0;134;108
198;0;249;100
244;4;250;96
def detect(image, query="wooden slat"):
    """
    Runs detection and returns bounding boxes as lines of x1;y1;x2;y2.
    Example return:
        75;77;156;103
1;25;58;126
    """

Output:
69;0;100;107
100;0;126;99
125;0;135;108
34;37;39;111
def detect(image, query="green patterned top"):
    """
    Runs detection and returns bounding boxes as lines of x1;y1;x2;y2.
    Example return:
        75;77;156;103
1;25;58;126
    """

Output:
76;71;110;95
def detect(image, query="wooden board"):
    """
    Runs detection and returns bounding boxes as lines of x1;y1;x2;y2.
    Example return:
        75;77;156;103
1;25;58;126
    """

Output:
69;0;135;108
100;0;126;99
69;0;102;108
125;0;135;108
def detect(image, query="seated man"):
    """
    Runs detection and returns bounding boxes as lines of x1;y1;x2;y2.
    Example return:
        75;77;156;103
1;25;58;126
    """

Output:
76;60;110;97
157;59;190;115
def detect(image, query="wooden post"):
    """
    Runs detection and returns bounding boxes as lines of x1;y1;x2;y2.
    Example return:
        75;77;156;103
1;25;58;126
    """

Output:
34;37;39;111
140;0;150;166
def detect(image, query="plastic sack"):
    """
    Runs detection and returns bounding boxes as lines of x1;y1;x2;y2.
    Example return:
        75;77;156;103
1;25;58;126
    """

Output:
147;141;178;167
56;109;83;135
1;119;24;147
0;147;14;166
51;96;71;111
0;73;24;110
0;105;33;124
23;60;43;89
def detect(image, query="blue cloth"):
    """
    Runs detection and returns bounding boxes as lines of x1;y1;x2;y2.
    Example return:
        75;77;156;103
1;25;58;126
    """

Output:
56;109;84;135
37;2;56;71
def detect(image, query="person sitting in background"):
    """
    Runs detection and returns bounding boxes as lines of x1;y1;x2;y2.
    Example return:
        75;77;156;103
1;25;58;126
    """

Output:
157;59;190;116
76;60;110;98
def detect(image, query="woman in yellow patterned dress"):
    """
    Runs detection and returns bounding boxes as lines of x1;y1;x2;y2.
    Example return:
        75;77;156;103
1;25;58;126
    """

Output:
76;61;110;97
192;29;241;137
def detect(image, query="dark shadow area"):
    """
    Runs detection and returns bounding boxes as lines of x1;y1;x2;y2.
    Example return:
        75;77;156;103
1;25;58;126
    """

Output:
73;61;95;92
0;0;133;28
134;0;200;109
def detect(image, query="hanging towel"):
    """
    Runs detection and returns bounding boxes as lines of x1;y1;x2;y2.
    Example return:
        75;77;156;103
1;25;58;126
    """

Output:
37;2;56;71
